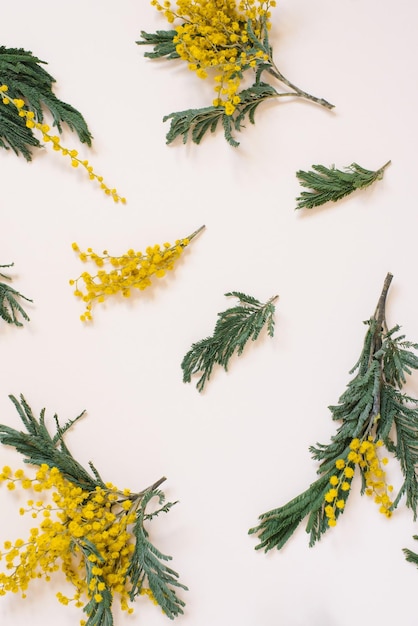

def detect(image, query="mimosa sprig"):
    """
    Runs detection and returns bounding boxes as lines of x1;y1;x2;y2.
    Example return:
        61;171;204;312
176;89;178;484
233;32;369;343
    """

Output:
0;263;32;327
249;274;418;552
182;291;277;391
138;0;333;146
295;161;391;210
0;48;125;202
0;394;187;624
70;226;205;321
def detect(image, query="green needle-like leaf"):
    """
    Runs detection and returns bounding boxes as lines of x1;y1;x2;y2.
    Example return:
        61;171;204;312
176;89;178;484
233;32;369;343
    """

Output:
250;273;418;552
182;291;278;392
0;263;32;327
0;46;92;160
295;161;391;210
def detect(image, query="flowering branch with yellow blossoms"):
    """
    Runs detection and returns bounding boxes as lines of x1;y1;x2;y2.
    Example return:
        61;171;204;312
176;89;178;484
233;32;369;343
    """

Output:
70;225;205;321
249;273;418;551
0;47;125;202
0;395;187;624
138;0;334;146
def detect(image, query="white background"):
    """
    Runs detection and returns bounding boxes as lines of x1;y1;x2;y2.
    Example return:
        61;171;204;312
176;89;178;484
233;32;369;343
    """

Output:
1;1;418;624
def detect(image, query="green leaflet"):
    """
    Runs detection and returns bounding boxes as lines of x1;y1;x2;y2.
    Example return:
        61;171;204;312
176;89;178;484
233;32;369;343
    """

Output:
128;489;187;620
0;46;92;160
250;274;418;551
404;536;418;570
0;263;32;326
182;291;277;392
295;161;391;210
136;30;180;59
164;83;279;147
0;395;186;624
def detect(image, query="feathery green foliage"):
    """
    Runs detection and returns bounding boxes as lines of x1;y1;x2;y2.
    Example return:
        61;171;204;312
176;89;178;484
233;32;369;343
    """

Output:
0;263;32;326
0;394;187;623
182;292;277;392
0;46;92;160
295;161;391;210
128;488;186;619
163;83;278;147
137;30;180;59
249;273;418;552
404;536;418;569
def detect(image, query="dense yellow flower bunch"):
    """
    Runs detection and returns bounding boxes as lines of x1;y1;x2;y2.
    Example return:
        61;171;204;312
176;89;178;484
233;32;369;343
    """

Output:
0;84;126;203
324;437;393;527
70;225;205;321
0;464;156;620
151;0;275;115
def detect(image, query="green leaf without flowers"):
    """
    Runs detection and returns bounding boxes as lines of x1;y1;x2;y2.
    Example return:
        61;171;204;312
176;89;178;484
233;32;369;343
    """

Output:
295;161;391;210
137;30;180;59
182;291;278;392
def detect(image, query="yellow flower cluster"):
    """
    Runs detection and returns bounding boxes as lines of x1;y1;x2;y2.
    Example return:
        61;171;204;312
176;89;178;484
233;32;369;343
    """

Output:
324;437;393;527
349;437;393;517
70;225;204;321
0;84;126;203
151;0;275;114
0;464;157;619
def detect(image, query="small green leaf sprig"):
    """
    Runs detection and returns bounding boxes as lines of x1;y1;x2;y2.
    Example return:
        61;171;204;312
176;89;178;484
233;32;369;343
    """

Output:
138;0;333;146
0;48;125;202
0;395;187;624
249;273;418;552
295;161;391;210
0;263;32;326
182;291;277;392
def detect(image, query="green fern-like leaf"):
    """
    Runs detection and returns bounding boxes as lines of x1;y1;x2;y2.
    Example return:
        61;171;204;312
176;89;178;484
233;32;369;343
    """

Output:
136;30;180;59
295;161;391;210
163;82;278;147
0;46;92;160
252;474;331;552
128;489;187;620
182;291;277;392
0;394;98;489
0;263;32;326
403;536;418;569
163;106;234;146
384;391;418;515
234;82;277;126
250;273;418;552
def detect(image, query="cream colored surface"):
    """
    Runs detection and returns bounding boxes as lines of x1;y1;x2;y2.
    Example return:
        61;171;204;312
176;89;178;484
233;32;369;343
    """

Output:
1;1;418;624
